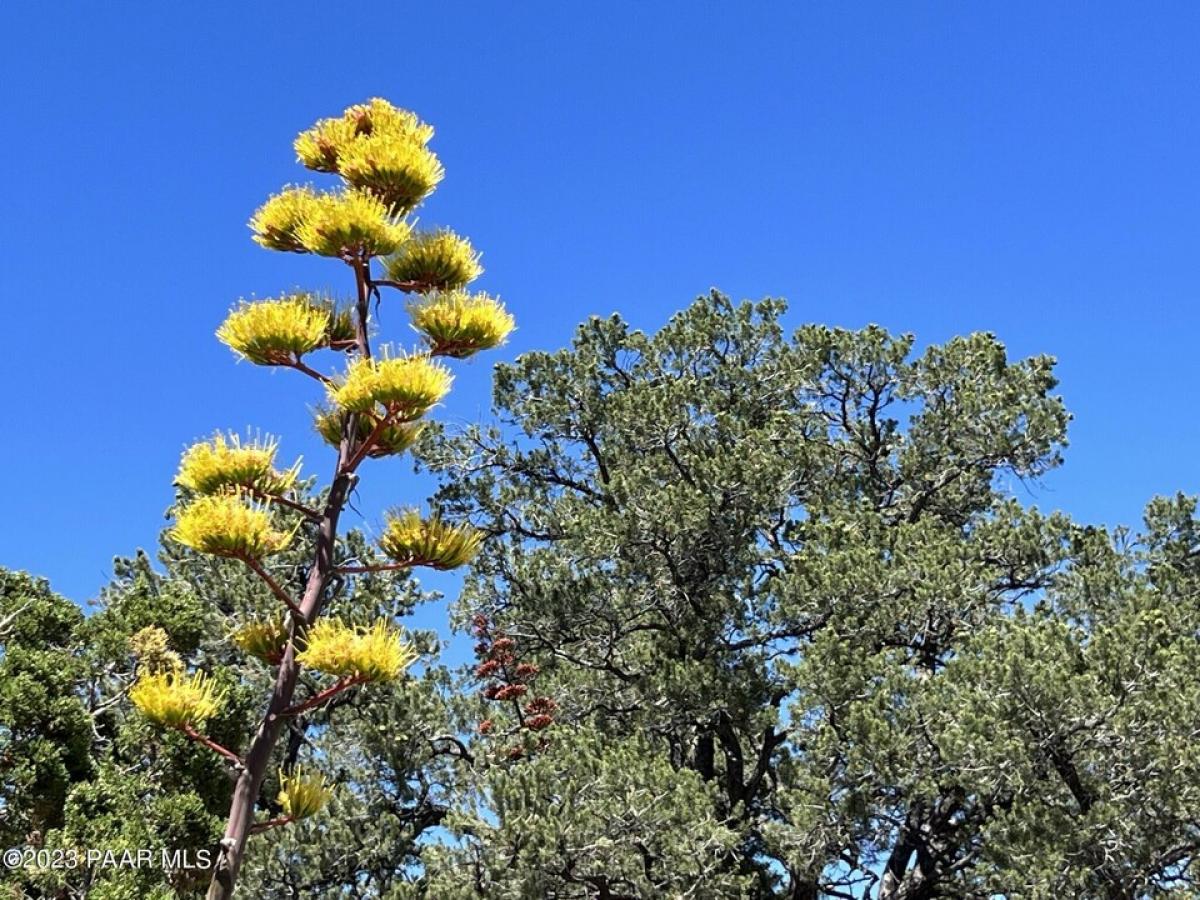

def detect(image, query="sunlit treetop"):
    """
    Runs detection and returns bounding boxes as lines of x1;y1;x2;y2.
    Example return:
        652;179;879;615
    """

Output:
276;766;333;821
175;433;300;496
294;98;434;175
327;350;452;418
385;229;483;291
171;491;293;560
129;669;225;729
216;294;334;365
378;509;483;570
312;406;425;458
408;290;515;358
296;618;418;682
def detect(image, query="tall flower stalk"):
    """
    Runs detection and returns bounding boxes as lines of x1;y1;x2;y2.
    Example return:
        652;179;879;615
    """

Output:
126;98;513;900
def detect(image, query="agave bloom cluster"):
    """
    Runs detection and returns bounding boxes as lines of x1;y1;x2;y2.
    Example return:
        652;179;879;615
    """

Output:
231;617;291;666
130;669;225;728
385;229;482;291
313;406;425;458
172;491;292;559
378;509;483;570
408;291;515;359
294;98;434;174
293;189;412;259
249;186;319;253
216;294;331;365
297;618;417;682
327;351;452;418
276;766;333;820
175;433;299;496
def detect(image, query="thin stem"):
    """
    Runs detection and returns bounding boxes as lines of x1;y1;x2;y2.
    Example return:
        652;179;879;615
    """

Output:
241;557;305;621
278;674;368;717
181;725;243;767
369;277;428;293
246;487;321;522
286;356;332;385
342;407;400;474
249;815;293;834
337;562;414;575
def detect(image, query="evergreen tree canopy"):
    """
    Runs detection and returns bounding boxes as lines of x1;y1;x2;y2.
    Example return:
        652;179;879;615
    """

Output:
417;292;1200;899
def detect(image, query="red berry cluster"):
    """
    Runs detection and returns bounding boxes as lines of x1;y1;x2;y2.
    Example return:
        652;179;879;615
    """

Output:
471;614;557;748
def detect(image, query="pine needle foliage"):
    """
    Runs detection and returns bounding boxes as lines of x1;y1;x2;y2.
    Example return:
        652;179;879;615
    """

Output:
327;351;452;417
409;290;515;358
129;669;225;729
171;492;292;560
217;295;331;365
378;509;483;570
385;229;483;291
175;433;299;496
297;618;417;682
276;767;332;820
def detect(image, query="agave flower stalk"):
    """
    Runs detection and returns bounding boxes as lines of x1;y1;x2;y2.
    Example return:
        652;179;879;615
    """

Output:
157;99;517;900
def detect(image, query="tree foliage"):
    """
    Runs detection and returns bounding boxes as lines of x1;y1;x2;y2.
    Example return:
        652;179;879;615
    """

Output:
416;292;1200;898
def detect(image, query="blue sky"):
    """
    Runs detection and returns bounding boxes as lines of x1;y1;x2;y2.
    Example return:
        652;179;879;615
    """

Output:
2;3;1198;613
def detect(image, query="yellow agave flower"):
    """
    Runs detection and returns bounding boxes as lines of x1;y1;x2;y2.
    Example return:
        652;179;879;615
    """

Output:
294;98;433;174
216;295;330;365
385;229;482;291
175;433;300;496
408;291;515;359
276;766;333;820
293;189;411;259
129;669;224;728
297;618;417;682
128;626;182;673
312;406;425;457
378;509;483;570
339;134;444;216
231;617;291;666
171;492;292;559
327;351;452;418
250;186;320;253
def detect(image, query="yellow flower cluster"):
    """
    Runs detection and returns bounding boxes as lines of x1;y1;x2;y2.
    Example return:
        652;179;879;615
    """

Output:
408;291;515;359
231;617;291;666
276;766;333;820
385;229;482;291
297;618;417;682
294;98;433;174
129;669;224;729
249;186;319;253
216;295;330;365
171;492;292;559
339;135;444;216
313;407;426;458
378;509;483;570
327;351;452;418
293;189;411;259
128;626;182;673
175;433;299;496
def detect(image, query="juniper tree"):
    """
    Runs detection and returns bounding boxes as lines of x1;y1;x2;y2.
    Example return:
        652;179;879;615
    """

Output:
418;293;1200;898
119;99;513;900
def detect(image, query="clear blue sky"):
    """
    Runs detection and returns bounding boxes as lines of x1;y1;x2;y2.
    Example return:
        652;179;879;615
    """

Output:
2;3;1198;609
